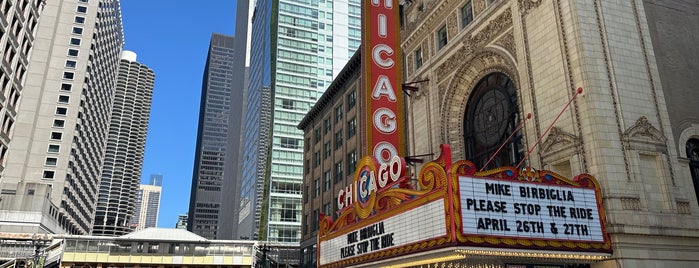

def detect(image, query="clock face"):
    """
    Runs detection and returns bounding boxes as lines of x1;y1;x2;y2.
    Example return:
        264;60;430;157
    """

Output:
473;89;510;147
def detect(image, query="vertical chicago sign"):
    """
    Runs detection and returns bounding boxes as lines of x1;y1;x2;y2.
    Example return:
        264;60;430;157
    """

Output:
362;0;405;163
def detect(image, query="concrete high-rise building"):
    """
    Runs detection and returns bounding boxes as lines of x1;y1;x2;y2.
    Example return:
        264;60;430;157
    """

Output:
93;51;154;236
132;179;162;231
0;0;46;174
0;0;124;235
239;0;361;242
187;33;236;239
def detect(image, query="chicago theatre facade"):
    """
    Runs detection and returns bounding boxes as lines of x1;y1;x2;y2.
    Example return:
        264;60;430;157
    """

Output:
310;0;698;267
397;0;699;267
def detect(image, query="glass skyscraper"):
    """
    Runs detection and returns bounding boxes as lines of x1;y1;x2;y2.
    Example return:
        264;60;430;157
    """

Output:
188;33;236;239
239;0;360;242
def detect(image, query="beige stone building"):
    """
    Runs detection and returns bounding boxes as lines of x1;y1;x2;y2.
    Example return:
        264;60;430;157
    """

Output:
402;0;699;267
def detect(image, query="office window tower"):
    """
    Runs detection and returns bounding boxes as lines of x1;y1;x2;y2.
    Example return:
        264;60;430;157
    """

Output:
93;51;155;236
0;0;124;235
0;0;45;174
132;176;162;231
188;33;236;239
239;0;360;242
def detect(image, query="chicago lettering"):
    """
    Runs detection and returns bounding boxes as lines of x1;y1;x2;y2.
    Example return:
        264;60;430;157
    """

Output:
337;156;405;210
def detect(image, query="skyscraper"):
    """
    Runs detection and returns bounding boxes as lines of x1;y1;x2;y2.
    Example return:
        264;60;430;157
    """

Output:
132;178;162;231
0;0;124;235
0;0;45;174
92;51;154;236
239;0;361;242
187;33;236;239
219;0;254;240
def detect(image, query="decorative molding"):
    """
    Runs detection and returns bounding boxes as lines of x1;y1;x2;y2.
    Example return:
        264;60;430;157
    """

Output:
494;30;517;60
440;51;520;158
435;9;513;83
621;198;642;211
447;12;458;40
464;8;513;53
518;0;543;16
540;127;581;159
474;0;487;15
677;202;690;214
592;0;631;180
623;116;668;147
435;47;468;83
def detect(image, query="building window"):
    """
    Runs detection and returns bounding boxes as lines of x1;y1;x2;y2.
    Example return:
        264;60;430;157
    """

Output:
63;72;74;80
58;95;70;104
55;107;67;115
461;1;473;29
334;161;343;183
50;132;62;140
314;128;321;144
45;157;58;166
347;117;356;138
72;27;83;35
323;203;332;217
335;130;343;149
69;38;81;46
1;115;13;136
324;118;331;133
61;83;73;92
463;72;522;169
53;119;65;128
65;60;77;68
68;49;79;56
324;142;331;158
76;6;87;13
335;105;343;123
313;151;320;167
347;90;356;110
42;170;55;179
74;16;85;24
48;144;60;153
414;47;423;69
314;178;320;197
347;150;357;174
324;171;331;191
437;25;448;49
687;139;699;204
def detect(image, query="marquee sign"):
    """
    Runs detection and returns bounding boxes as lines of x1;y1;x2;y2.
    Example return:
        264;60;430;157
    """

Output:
459;176;604;242
317;146;611;268
362;0;406;164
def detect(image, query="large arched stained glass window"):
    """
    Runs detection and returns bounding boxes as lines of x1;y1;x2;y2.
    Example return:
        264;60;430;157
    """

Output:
463;72;523;170
687;139;699;203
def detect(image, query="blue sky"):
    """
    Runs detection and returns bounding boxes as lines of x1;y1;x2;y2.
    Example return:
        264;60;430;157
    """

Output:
120;1;237;227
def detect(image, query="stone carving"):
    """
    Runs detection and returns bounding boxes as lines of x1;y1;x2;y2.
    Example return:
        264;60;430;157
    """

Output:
495;30;517;60
621;198;642;211
677;202;690;214
435;9;513;83
518;0;543;16
540;127;580;158
474;0;487;15
447;12;458;39
464;8;513;53
435;47;469;83
623;116;667;146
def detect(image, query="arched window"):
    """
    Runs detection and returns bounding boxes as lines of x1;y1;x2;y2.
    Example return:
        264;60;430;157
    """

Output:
463;72;523;169
686;138;699;203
